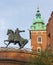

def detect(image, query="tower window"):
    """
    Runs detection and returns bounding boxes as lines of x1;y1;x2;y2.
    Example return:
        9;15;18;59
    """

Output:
37;47;41;53
37;36;42;43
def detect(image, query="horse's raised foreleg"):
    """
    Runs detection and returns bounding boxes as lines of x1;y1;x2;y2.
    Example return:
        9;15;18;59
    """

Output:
6;42;10;48
4;40;8;45
4;40;10;48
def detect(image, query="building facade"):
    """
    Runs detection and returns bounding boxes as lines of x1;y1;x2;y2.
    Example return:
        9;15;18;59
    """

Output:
46;11;53;52
30;8;47;53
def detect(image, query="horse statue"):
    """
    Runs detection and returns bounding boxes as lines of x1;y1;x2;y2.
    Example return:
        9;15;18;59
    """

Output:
4;28;28;49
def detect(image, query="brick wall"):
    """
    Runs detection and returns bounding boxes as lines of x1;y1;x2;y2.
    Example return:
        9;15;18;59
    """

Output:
46;11;53;52
0;48;36;65
30;31;47;52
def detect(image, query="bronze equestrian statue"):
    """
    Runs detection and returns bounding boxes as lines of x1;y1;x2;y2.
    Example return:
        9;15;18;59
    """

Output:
4;28;28;49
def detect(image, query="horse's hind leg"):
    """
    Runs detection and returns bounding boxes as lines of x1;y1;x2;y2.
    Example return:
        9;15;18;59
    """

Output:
18;42;22;49
4;40;8;45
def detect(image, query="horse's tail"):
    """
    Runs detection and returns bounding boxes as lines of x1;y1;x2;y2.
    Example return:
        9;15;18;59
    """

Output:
19;39;28;49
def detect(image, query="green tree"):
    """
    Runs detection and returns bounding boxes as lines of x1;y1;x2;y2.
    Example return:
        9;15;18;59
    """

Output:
26;52;53;65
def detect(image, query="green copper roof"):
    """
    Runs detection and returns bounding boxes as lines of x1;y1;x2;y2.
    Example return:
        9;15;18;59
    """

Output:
30;8;46;31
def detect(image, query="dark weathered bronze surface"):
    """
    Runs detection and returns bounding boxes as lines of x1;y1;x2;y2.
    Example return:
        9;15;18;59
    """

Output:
4;28;28;48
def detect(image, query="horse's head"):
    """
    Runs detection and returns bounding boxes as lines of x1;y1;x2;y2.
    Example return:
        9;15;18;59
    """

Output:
7;29;14;35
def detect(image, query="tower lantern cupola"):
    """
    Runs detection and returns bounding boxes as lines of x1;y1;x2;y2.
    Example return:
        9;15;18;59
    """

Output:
30;8;46;31
36;7;41;18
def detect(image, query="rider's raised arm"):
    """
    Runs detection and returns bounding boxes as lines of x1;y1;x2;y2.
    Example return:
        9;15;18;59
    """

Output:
19;30;25;32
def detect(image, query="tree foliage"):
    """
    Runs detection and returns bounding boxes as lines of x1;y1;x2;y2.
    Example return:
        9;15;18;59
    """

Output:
26;51;53;65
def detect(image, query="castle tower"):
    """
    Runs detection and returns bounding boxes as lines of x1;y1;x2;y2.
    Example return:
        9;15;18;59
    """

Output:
30;8;47;53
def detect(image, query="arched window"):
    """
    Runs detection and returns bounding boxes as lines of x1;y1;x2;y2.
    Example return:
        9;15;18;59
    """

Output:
37;47;41;53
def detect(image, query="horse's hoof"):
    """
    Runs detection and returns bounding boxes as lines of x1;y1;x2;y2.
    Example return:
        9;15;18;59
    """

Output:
6;46;7;48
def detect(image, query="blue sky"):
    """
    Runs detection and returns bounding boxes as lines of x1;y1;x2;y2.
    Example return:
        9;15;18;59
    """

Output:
0;0;53;49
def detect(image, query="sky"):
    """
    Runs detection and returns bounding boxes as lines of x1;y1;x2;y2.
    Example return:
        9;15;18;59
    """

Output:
0;0;53;49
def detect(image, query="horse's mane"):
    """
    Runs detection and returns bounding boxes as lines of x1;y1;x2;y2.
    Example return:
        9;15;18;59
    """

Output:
8;29;14;34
